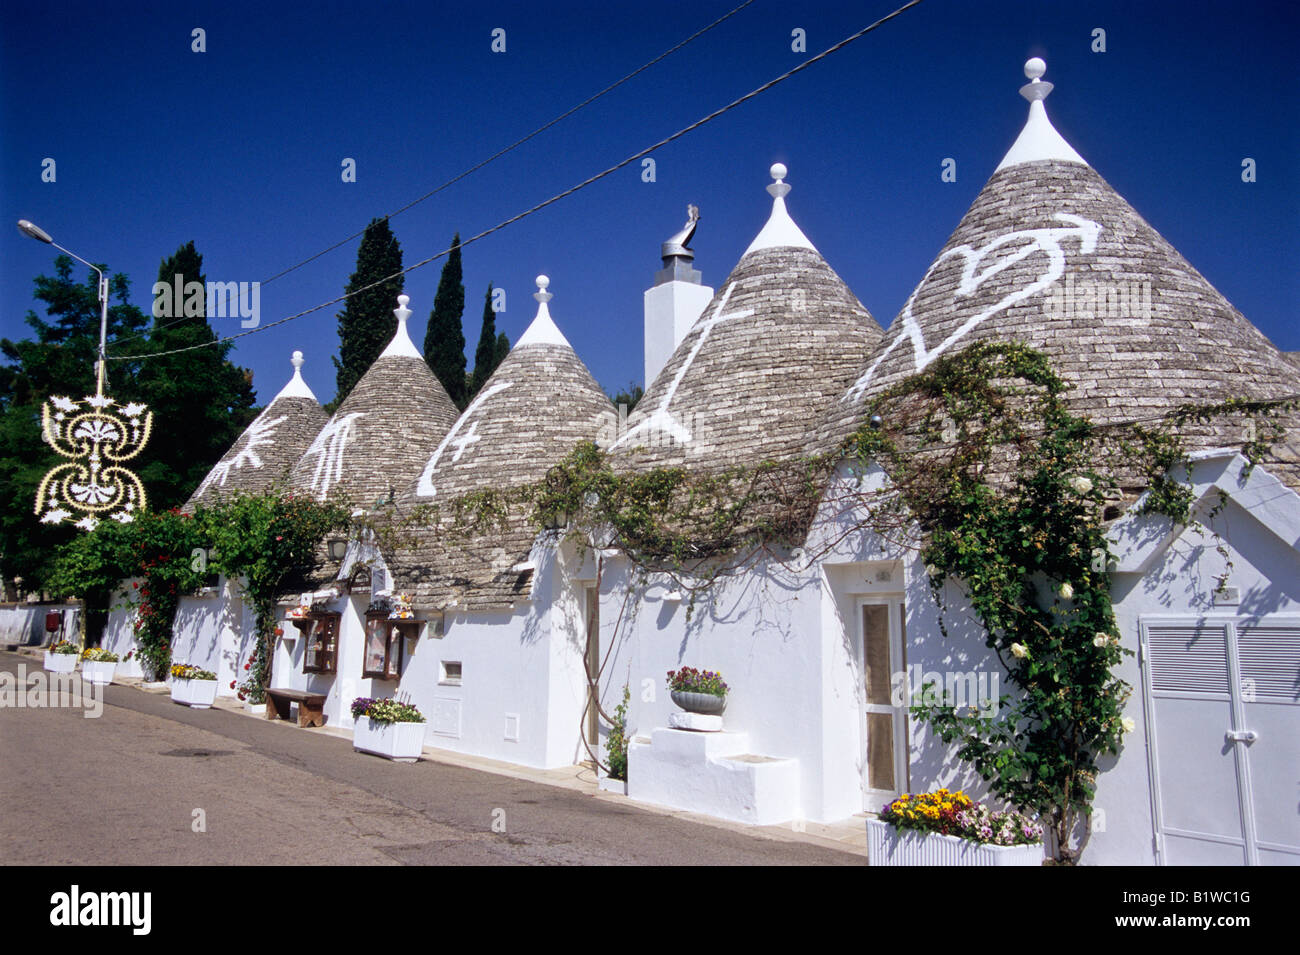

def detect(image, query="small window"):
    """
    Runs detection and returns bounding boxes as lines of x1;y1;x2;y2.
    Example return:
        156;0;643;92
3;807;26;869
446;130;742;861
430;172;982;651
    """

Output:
301;613;340;674
439;661;462;685
362;614;412;680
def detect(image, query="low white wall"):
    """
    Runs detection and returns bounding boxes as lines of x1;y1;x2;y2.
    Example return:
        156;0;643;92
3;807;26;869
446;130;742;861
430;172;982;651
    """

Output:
0;603;80;648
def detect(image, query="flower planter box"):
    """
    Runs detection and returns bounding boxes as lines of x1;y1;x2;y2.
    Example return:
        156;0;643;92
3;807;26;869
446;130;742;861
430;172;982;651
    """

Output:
171;678;219;709
867;817;1043;866
597;775;628;795
353;716;425;762
81;661;117;685
243;702;267;716
44;651;77;673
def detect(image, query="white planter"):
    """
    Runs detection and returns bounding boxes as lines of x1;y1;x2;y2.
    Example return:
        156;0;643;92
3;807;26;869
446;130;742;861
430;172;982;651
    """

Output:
867;817;1044;866
243;702;267;716
44;651;77;673
171;678;219;709
81;661;117;685
598;775;628;795
353;717;426;762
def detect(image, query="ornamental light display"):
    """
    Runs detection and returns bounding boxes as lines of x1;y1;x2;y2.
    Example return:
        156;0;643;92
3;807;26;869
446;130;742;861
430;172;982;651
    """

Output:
18;220;152;531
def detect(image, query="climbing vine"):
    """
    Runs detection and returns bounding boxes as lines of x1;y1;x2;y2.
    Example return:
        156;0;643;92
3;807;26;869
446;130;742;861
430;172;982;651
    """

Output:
49;493;349;692
393;339;1292;865
197;492;350;703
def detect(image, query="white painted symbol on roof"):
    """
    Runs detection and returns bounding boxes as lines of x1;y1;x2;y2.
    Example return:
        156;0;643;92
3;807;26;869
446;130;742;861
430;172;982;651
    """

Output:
450;421;481;462
302;412;365;500
415;380;513;497
844;213;1101;403
612;282;754;450
196;412;288;496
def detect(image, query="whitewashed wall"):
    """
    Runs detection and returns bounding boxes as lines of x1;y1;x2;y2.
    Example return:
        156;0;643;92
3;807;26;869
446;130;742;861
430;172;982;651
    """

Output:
0;603;79;648
270;540;592;768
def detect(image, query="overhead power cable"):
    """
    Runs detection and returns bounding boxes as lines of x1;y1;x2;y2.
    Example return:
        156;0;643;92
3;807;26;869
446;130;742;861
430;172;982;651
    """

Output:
108;0;926;361
116;0;759;349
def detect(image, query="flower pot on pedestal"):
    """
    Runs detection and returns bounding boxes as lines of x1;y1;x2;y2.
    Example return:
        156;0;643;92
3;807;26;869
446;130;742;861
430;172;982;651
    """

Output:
670;690;726;715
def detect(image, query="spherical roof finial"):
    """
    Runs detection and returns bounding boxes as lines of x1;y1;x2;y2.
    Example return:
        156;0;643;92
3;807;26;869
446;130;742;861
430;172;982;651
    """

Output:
397;293;410;308
767;162;791;199
1019;57;1054;103
291;350;304;368
534;274;553;304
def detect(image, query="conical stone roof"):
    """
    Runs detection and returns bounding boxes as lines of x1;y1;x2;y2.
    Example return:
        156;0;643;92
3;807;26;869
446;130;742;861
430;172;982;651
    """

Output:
185;350;329;510
611;164;882;472
390;277;617;609
288;295;460;506
817;59;1299;490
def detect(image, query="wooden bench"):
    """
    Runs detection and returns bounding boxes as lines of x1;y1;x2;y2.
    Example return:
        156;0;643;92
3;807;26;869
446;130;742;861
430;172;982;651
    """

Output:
265;688;327;727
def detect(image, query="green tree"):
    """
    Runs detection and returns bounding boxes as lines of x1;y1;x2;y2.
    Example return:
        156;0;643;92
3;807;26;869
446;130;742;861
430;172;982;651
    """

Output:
331;218;404;411
608;382;644;412
0;256;150;593
424;234;467;408
494;332;510;368
468;283;508;400
134;241;257;511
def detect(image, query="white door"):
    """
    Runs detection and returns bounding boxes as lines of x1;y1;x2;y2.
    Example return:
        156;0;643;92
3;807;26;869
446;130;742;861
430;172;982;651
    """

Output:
860;598;908;811
1142;615;1300;865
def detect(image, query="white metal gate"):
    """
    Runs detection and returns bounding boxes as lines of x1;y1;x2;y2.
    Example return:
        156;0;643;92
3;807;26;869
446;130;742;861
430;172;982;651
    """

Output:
1141;615;1300;865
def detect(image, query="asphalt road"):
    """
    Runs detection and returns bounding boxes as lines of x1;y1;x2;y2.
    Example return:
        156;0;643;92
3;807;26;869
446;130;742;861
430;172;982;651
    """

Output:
0;652;860;866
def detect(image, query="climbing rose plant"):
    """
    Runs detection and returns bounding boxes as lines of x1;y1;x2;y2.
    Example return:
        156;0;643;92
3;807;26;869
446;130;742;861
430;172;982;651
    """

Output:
197;492;349;703
125;509;208;681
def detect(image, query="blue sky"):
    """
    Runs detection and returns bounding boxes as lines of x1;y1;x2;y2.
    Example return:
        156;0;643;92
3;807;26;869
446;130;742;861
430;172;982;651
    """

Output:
3;0;1297;407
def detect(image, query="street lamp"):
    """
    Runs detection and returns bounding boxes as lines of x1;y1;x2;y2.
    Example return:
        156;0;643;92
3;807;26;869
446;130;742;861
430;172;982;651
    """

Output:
17;220;110;389
17;219;151;530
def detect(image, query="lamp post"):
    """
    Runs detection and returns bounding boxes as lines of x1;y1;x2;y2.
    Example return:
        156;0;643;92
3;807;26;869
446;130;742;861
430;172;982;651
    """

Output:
17;219;152;530
18;220;111;392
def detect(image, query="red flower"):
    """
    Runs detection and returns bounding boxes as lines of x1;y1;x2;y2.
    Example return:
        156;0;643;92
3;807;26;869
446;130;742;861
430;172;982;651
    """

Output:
230;681;236;689
244;663;251;670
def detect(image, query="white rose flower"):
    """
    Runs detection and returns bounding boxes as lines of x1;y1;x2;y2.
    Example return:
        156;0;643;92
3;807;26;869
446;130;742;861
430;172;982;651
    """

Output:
1060;582;1074;600
1121;716;1136;733
1069;476;1093;495
1010;642;1028;659
1093;633;1109;648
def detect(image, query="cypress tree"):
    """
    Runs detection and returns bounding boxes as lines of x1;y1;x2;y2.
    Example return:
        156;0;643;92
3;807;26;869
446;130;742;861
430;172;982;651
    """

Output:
332;218;404;411
494;332;510;369
469;283;501;399
423;234;467;408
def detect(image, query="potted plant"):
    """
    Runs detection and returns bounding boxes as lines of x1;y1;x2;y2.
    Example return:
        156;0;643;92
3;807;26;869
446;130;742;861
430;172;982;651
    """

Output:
170;663;219;708
80;646;119;685
868;789;1044;866
666;666;728;715
351;696;426;762
44;641;79;673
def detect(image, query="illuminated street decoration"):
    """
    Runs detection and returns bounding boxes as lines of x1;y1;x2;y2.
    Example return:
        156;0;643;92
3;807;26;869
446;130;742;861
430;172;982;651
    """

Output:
35;381;152;531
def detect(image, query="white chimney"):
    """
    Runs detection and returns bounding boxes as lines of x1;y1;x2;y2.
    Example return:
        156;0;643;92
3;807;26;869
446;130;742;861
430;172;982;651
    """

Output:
644;204;713;386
